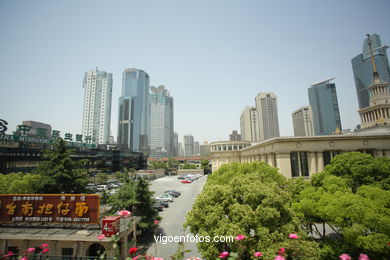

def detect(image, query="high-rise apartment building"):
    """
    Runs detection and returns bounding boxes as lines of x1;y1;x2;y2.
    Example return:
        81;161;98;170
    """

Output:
352;34;390;109
255;92;280;141
117;68;150;153
150;85;174;157
178;142;184;157
194;141;200;155
200;141;211;156
82;68;112;144
240;106;259;141
308;78;342;135
292;106;314;137
173;132;178;157
184;134;194;157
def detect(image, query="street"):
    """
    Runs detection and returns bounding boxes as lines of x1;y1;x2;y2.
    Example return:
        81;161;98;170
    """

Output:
146;175;207;259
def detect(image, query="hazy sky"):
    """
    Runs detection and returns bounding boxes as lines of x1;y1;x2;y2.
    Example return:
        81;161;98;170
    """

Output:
1;0;389;143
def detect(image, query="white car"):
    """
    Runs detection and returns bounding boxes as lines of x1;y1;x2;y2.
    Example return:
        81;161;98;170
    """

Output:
155;195;173;202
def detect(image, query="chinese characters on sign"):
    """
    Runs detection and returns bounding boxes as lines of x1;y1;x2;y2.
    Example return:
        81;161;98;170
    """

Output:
0;194;99;224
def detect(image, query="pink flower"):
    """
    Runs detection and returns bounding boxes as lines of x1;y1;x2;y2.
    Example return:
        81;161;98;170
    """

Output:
98;234;105;240
154;220;160;225
27;247;36;253
5;251;14;257
289;233;298;239
254;251;263;257
219;251;229;258
274;256;285;260
154;258;164;260
41;248;49;253
118;210;131;217
359;254;370;260
339;254;351;260
21;257;28;260
128;247;138;254
132;256;141;260
40;243;49;248
277;248;286;255
235;234;245;240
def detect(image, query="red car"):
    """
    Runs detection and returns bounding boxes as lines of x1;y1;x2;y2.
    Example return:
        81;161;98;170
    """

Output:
181;179;192;183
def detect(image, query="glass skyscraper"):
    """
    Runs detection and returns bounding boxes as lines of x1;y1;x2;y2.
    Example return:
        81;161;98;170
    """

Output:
117;68;150;153
82;68;112;145
150;85;174;157
352;34;390;109
308;78;342;135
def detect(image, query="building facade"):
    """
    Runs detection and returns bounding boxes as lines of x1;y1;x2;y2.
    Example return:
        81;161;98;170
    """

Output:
240;106;259;142
82;69;113;145
292;106;314;137
173;132;179;157
255;92;280;141
184;135;194;157
308;78;342;135
19;121;52;138
352;34;390;109
150;85;174;157
210;134;390;178
229;130;241;141
200;141;211;156
194;141;200;156
117;69;150;154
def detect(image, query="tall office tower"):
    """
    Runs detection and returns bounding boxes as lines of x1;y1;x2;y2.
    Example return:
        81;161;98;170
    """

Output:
200;141;211;156
118;68;150;153
229;130;241;141
184;134;194;157
194;141;200;155
292;106;314;137
173;132;178;157
150;85;174;156
358;35;390;131
240;106;259;141
82;68;113;145
352;34;390;109
255;92;280;141
178;142;184;156
308;78;342;135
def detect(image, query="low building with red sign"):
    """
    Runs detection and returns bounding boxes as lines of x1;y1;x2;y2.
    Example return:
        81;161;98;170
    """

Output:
0;194;140;259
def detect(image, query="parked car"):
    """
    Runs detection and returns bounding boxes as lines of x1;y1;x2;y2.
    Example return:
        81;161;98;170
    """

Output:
156;200;169;208
164;190;180;197
177;175;185;179
155;196;173;202
181;179;192;184
153;202;164;211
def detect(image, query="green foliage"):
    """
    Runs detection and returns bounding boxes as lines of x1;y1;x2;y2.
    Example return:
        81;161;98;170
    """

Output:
185;162;319;260
200;159;210;169
114;171;130;183
133;177;158;230
150;161;168;170
0;172;44;194
294;152;390;259
324;152;390;192
96;172;108;184
108;180;137;213
33;138;88;193
168;158;179;169
181;162;197;169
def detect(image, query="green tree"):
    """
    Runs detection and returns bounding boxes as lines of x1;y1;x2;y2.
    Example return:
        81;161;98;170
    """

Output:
133;177;158;230
0;172;44;194
96;172;108;184
182;162;197;169
33;138;88;193
186;162;319;260
200;159;210;169
108;180;137;213
168;158;179;169
293;152;390;259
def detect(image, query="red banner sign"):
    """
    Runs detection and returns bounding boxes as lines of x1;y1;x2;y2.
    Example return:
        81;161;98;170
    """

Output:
0;194;100;224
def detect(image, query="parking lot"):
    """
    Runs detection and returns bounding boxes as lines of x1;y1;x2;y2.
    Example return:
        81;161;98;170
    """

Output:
146;174;207;259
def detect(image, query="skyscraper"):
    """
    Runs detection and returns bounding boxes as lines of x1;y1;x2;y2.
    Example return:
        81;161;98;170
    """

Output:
150;85;174;157
82;68;112;145
184;134;194;157
352;34;390;109
240;106;259;141
292;106;314;137
194;141;200;156
173;132;178;157
308;78;342;135
255;92;280;141
117;68;150;153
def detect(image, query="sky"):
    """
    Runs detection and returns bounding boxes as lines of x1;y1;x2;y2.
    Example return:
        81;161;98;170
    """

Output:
1;0;389;144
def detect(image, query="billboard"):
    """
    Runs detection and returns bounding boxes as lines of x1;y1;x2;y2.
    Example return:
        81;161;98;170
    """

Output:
0;194;100;224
